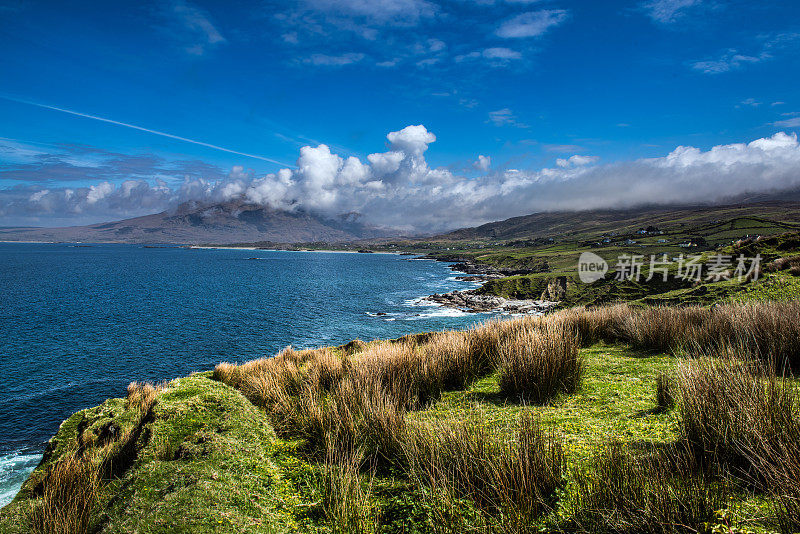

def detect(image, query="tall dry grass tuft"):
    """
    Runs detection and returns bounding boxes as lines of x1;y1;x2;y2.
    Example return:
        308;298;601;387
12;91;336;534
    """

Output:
620;306;710;353
497;321;583;403
405;412;564;524
209;301;800;531
318;440;377;534
655;373;675;412
570;442;729;534
675;357;798;475
554;304;630;346
29;455;99;534
675;356;800;533
753;434;800;533
126;381;162;415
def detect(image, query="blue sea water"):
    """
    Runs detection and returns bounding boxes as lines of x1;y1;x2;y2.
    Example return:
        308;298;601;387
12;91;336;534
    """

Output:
0;243;489;506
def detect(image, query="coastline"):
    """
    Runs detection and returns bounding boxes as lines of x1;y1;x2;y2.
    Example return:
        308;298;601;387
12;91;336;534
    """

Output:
187;245;403;255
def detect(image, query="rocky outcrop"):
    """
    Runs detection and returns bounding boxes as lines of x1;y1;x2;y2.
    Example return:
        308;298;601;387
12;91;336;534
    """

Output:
424;290;558;314
540;276;568;301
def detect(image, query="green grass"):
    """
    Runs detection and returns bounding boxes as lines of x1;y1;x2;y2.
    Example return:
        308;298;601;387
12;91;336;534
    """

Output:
0;373;324;533
731;273;800;302
413;344;677;461
4;342;793;533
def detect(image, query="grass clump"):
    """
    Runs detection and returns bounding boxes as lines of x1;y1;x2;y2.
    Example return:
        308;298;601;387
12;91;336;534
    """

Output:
318;443;377;534
569;443;729;534
497;320;583;403
675;358;798;475
214;320;573;525
406;412;564;526
675;357;800;533
28;455;99;534
11;300;800;533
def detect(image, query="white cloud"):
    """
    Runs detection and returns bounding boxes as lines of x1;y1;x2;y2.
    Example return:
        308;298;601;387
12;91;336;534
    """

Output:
774;117;800;128
301;0;436;25
386;124;436;155
640;0;703;24
456;48;523;65
691;33;799;75
164;0;226;56
305;52;366;66
739;98;761;108
488;108;529;128
496;10;569;39
482;47;522;60
86;182;114;204
545;144;583;153
9;130;800;234
691;51;767;74
556;155;599;167
474;155;491;171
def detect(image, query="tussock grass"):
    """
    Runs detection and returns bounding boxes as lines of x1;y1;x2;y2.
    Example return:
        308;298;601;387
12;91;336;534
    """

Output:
551;301;800;367
674;357;800;532
125;381;162;414
28;455;99;534
209;300;800;532
318;442;377;534
655;373;675;412
570;443;729;534
405;411;564;524
675;358;797;474
215;320;573;521
497;320;583;403
25;381;165;532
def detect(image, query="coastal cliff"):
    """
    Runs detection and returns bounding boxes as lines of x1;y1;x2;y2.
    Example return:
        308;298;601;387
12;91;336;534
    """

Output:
0;374;315;533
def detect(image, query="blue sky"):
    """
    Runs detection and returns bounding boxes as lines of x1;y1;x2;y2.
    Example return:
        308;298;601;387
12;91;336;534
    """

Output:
1;0;800;230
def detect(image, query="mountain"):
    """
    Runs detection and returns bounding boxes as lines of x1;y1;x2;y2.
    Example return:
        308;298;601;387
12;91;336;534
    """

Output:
0;200;390;244
432;201;800;243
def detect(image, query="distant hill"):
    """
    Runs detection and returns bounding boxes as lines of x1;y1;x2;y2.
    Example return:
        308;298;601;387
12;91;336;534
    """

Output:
0;200;391;244
433;201;800;243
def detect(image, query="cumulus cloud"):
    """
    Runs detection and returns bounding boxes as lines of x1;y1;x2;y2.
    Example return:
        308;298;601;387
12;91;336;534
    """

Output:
556;155;598;167
5;129;800;233
474;155;491;171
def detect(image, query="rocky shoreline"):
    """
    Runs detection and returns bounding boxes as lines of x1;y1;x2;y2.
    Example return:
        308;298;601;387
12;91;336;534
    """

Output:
414;255;560;314
424;289;558;314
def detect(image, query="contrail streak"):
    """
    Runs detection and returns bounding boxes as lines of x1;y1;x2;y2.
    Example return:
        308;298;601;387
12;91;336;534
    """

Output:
1;95;293;167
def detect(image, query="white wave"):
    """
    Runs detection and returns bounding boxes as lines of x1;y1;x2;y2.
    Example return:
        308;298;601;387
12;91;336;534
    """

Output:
0;451;40;507
404;307;476;320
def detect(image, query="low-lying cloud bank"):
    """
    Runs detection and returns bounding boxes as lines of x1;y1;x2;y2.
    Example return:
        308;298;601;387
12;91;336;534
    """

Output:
3;127;800;232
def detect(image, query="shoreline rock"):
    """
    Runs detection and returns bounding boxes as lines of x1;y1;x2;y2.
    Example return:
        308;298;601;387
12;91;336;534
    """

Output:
424;289;559;314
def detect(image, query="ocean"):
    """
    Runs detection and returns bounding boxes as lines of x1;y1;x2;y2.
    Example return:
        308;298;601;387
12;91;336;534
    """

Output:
0;243;489;506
